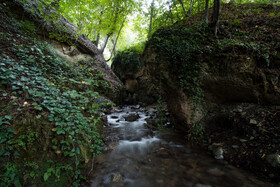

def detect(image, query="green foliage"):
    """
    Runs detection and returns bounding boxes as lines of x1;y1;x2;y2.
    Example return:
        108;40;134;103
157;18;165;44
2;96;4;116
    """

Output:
112;47;142;73
156;99;166;131
232;19;242;27
0;27;111;186
189;121;205;142
17;20;36;38
152;21;209;97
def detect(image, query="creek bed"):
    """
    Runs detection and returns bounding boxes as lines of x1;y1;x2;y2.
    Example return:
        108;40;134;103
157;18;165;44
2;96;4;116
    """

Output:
88;106;274;187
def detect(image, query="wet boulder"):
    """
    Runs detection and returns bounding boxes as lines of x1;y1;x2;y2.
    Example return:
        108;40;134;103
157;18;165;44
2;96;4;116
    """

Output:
124;113;140;122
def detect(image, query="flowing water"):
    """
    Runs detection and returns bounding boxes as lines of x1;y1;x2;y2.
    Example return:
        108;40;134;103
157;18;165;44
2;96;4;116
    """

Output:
89;106;273;187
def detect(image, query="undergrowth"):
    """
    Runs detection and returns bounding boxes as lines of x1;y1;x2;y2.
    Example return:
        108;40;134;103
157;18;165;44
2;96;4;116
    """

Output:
111;47;142;78
0;18;112;186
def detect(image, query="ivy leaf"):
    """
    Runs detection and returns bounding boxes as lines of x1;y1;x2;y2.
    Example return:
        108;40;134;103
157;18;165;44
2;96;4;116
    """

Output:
43;172;50;181
57;128;65;135
5;115;12;120
14;178;22;187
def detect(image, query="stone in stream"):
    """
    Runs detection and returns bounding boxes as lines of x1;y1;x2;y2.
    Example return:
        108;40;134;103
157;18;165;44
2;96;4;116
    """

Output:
213;147;224;160
112;173;122;182
145;118;158;129
111;116;119;119
101;115;107;123
124;113;140;122
249;119;258;125
207;168;224;176
195;184;212;187
112;108;123;113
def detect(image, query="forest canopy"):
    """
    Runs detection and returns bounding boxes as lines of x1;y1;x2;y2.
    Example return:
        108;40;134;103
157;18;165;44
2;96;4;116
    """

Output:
36;0;278;60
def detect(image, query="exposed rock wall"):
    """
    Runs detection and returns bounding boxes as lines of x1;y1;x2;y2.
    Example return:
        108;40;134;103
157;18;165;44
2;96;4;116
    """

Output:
142;46;202;132
111;51;160;105
202;54;280;105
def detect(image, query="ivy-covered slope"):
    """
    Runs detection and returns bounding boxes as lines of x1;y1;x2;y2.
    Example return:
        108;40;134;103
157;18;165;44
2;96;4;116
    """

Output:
142;3;280;133
0;2;117;187
3;0;124;102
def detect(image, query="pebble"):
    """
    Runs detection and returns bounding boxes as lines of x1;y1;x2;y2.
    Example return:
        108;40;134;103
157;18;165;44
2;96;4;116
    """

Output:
249;119;258;125
213;147;224;160
195;184;212;187
207;168;224;176
112;173;122;182
240;139;247;143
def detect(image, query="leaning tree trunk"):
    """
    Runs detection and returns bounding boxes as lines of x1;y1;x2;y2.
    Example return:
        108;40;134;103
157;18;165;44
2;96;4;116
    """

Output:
100;34;111;54
106;19;125;62
212;0;221;36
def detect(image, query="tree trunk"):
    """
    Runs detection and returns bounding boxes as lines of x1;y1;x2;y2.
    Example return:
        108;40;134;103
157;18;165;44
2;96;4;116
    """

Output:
178;0;188;17
148;0;155;39
189;0;193;16
204;0;209;24
94;7;103;47
106;19;125;62
100;34;111;54
212;0;221;36
95;32;100;47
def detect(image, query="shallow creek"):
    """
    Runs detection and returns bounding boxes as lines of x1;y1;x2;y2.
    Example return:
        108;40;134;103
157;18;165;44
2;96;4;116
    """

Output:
89;106;273;187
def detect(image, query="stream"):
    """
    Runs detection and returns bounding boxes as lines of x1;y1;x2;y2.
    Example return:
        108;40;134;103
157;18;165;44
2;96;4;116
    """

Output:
89;105;272;187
